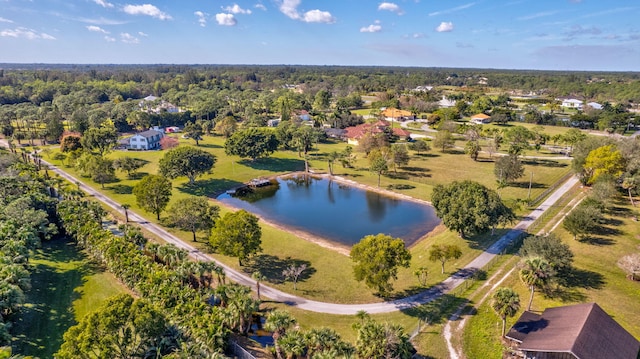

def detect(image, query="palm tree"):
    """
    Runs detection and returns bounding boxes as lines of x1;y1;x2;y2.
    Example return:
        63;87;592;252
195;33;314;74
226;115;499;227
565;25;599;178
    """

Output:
519;257;555;310
265;310;297;359
252;271;266;300
279;330;306;359
491;287;521;336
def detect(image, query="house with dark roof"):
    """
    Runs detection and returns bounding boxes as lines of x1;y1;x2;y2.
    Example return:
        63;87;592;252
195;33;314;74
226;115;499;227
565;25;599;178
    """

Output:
120;129;164;150
506;303;639;359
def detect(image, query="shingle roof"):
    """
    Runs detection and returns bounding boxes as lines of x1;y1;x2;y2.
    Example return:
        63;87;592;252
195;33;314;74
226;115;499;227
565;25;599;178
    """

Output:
508;303;639;359
136;129;163;139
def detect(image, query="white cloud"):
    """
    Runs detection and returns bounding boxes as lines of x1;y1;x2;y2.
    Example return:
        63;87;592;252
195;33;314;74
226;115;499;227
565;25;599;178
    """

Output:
279;0;301;20
303;10;335;23
215;13;237;26
255;3;267;11
224;4;252;14
361;20;382;33
404;32;425;39
0;17;14;23
120;32;139;43
104;35;116;42
429;2;475;16
138;31;148;36
194;11;207;27
77;17;127;25
278;0;335;23
87;25;109;34
123;4;172;20
0;27;56;40
517;11;558;21
436;21;454;32
378;2;403;15
93;0;114;8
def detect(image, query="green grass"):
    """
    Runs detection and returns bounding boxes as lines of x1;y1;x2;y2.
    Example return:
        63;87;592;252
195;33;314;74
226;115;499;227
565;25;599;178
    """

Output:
461;197;640;358
11;238;129;358
43;134;572;304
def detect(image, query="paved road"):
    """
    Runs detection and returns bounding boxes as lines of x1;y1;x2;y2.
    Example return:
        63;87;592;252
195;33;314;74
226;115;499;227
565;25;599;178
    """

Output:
4;140;578;314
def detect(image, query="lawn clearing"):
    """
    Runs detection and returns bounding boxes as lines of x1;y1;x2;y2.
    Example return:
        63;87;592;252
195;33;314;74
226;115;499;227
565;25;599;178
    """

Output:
11;238;129;358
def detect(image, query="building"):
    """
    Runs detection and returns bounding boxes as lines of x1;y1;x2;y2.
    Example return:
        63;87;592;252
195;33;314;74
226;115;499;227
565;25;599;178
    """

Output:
381;108;415;121
120;129;164;150
470;113;491;124
438;95;456;108
506;303;639;359
586;102;603;110
560;98;584;110
139;95;180;114
344;120;411;146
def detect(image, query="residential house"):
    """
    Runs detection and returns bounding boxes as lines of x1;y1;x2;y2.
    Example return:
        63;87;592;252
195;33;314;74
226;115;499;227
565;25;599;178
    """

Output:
506;303;639;359
344;120;410;146
560;98;584;110
470;113;491;124
438;95;456;108
120;129;164;150
381;108;415;122
586;102;603;110
295;110;311;121
139;95;180;114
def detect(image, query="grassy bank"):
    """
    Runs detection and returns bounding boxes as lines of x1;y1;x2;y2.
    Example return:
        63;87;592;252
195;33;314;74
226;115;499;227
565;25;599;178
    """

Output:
11;238;129;358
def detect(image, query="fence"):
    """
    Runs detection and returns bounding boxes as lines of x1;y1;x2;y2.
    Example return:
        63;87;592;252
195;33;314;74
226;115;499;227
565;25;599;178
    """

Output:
528;171;574;207
228;339;258;359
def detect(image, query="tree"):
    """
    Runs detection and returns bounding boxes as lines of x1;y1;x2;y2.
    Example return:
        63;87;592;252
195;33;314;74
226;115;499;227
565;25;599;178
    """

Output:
431;180;514;238
122;204;131;223
584;144;626;184
350;233;411;295
519;257;554;310
414;267;428;286
563;202;603;240
60;133;82;152
520;234;573;275
292;126;320;172
494;153;524;185
265;310;296;359
214;116;238;137
562;128;587;153
617;253;640;281
622;175;639;206
354;317;415;359
56;294;169;359
159;136;179;150
368;149;388;188
224;128;279;161
159;146;216;184
491;287;521;337
282;263;307;290
433;130;455;152
113;156;145;178
252;271;266;299
209;209;262;266
388;144;410;172
409;139;430;154
505;126;532;155
166;197;219;242
81;126;118;155
428;244;462;274
133;174;172;220
465;140;481;161
183;121;203;146
313;89;331;111
90;156;115;189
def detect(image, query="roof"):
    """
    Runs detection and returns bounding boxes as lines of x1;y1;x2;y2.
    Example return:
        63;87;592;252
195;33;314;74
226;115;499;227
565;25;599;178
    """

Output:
135;129;164;139
381;108;413;118
143;95;158;101
562;98;584;104
508;303;639;359
471;113;491;119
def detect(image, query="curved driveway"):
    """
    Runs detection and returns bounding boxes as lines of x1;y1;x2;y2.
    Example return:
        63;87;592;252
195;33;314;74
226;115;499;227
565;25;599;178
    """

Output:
33;151;577;314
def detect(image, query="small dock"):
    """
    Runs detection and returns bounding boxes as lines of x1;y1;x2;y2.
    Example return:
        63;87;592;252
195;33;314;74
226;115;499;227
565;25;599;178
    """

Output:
226;178;272;196
247;178;272;188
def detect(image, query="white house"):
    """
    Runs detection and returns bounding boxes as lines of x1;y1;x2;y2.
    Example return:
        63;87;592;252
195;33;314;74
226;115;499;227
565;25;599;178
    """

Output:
560;98;583;109
438;95;456;108
586;102;603;110
122;129;164;150
139;95;180;114
470;113;491;124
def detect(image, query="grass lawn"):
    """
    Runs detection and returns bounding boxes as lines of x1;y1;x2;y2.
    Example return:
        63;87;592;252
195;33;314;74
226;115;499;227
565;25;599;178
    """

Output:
42;134;572;304
11;238;129;358
461;197;640;358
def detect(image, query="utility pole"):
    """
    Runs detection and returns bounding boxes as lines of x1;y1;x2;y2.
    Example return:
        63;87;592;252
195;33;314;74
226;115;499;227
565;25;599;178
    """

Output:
528;171;534;201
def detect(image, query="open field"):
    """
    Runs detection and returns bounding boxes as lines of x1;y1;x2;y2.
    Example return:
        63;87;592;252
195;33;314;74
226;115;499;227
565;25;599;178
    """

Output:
461;197;640;358
41;133;572;304
11;238;129;358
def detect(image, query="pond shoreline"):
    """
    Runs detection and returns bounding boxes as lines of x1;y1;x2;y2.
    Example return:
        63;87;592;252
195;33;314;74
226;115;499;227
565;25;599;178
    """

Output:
212;171;441;255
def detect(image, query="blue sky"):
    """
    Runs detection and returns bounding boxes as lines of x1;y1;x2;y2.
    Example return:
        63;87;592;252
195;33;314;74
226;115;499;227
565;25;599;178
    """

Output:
1;0;639;71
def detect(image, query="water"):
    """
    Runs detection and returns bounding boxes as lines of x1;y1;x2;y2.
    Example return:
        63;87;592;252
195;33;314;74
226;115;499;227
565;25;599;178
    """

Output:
217;174;441;247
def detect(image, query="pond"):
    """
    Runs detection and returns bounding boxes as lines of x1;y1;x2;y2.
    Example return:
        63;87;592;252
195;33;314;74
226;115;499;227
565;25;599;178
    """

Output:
217;174;441;247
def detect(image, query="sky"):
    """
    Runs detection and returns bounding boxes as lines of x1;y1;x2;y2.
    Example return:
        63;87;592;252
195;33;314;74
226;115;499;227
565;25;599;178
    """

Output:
1;0;639;71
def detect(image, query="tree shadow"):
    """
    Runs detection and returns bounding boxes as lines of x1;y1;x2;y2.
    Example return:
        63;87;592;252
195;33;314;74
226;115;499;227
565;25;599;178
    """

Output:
401;294;467;326
579;235;616;246
108;184;133;194
12;239;97;358
197;143;222;149
522;159;568;168
177;178;244;197
127;171;149;180
414;153;440;158
509;181;546;189
245;254;316;285
238;158;304;172
558;267;605;290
